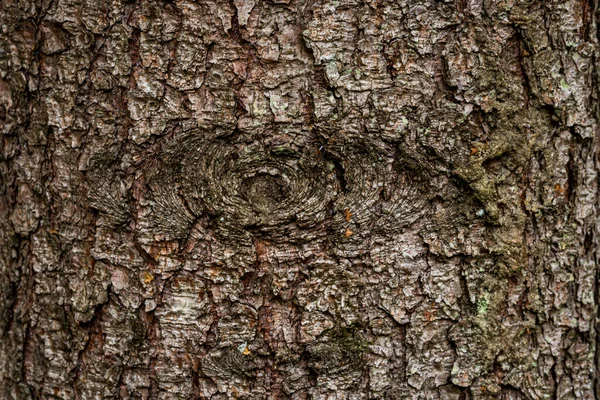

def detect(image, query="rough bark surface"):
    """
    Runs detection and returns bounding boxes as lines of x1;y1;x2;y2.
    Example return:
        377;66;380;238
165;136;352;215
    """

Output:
1;0;600;399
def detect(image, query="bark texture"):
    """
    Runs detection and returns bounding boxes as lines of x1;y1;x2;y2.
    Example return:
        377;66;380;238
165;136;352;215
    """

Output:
1;0;600;398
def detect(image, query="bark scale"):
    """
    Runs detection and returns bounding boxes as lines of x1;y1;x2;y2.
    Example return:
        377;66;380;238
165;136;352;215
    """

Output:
1;0;599;399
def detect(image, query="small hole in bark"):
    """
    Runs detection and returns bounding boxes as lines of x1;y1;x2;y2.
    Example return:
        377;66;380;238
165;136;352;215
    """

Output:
483;156;502;175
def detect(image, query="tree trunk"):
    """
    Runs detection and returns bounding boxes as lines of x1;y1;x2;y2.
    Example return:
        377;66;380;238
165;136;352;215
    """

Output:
1;0;599;398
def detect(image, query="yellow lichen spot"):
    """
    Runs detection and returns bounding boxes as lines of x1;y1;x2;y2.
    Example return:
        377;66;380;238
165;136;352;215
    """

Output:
345;228;353;238
143;272;154;284
238;342;251;355
344;208;352;222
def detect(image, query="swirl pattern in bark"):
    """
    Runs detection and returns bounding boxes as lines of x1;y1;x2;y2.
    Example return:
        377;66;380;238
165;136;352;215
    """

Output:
145;132;340;243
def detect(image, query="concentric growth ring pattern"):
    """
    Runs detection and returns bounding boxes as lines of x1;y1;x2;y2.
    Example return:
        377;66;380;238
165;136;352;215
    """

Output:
146;133;339;242
142;131;432;244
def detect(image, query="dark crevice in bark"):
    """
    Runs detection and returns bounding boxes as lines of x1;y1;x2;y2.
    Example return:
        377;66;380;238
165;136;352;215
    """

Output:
566;136;578;204
512;27;533;109
20;322;36;397
330;157;348;195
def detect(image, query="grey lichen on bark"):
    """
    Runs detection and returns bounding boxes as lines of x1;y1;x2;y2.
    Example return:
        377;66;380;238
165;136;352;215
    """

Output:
1;0;600;399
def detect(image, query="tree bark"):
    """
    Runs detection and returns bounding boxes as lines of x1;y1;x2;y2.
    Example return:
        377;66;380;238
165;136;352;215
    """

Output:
1;0;599;398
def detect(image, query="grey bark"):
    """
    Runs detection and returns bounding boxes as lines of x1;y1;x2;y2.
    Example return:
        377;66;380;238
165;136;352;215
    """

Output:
1;0;599;399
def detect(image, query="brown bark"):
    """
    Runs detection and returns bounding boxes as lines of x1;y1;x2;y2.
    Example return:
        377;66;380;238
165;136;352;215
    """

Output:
1;0;599;398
